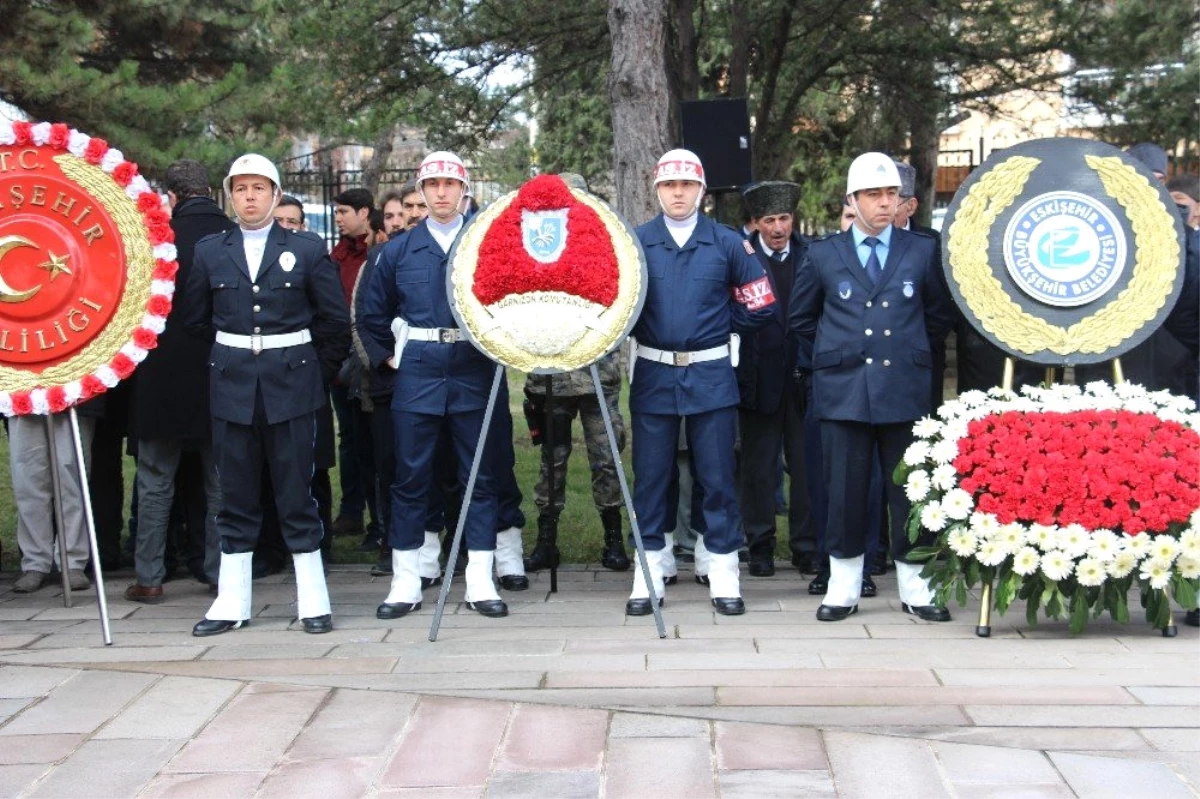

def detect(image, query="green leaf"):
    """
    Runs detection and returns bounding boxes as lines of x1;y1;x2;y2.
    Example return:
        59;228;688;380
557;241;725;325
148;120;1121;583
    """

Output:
1045;586;1063;619
956;579;968;607
1172;576;1198;610
1026;585;1042;627
1115;585;1129;624
906;510;923;544
893;459;912;484
1069;590;1089;635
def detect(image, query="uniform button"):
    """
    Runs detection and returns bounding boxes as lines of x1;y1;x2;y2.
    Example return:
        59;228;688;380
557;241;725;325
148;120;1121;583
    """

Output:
253;326;261;334
884;329;892;336
865;329;873;336
866;358;874;365
883;359;891;366
253;305;261;313
285;282;292;288
252;285;260;294
865;301;873;308
882;301;889;308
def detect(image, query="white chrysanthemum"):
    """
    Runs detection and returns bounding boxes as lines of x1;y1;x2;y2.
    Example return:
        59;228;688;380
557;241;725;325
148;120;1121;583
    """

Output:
1147;536;1178;564
1180;530;1200;558
1012;546;1041;576
976;538;1008;567
912;416;941;439
1108;550;1138;579
1123;534;1152;558
905;470;931;502
1113;382;1148;400
920;501;948;532
1083;381;1115;397
1177;555;1200;580
1167;394;1198;414
930;438;960;465
1027;523;1057;551
1087;529;1120;561
1058;524;1090;559
995;522;1026;553
1040;550;1074;582
1074;557;1107;587
947;528;979;557
942;418;970;441
1139;557;1173;590
937;401;962;420
941;488;974;520
969;512;1001;538
931;463;959;491
903;441;931;466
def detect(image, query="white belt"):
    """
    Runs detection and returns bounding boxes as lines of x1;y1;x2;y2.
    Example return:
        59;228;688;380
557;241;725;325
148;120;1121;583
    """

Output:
215;329;311;354
636;343;730;366
406;326;465;343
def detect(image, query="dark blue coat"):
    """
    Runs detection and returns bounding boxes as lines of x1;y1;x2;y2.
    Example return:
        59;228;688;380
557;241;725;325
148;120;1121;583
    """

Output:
183;223;350;426
735;231;807;414
788;227;953;425
631;214;776;416
360;221;495;415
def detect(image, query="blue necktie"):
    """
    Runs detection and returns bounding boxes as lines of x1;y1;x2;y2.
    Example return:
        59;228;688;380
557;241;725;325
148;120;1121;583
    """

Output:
771;250;785;263
863;236;882;285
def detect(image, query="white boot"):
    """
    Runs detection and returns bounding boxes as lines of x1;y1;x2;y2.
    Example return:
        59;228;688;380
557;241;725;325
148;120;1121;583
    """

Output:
707;550;745;615
896;562;934;606
661;532;678;582
382;549;422;606
825;555;865;608
694;535;711;585
494;527;528;589
204;552;253;622
627;548;665;615
417;532;443;581
292;550;331;619
465;550;508;616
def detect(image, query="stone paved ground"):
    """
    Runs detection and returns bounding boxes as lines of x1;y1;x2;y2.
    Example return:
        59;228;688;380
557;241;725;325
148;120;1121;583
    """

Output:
0;564;1197;798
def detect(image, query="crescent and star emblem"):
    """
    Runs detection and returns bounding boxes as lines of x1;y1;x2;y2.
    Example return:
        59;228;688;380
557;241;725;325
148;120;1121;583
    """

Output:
0;235;72;304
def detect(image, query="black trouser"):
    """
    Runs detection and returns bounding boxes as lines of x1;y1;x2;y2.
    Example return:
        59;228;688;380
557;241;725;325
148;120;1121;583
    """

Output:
739;398;813;558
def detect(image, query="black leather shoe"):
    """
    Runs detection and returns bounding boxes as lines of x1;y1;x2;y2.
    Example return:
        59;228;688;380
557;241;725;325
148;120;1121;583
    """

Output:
600;543;631;571
808;573;828;595
192;618;247;637
376;601;421;619
498;574;529;591
301;614;332;634
663;574;678;586
694;574;710;586
861;576;877;598
370;559;393;577
816;604;858;622
901;602;952;622
870;555;888;576
625;597;664;616
466;599;508;617
748;557;775;577
1185;609;1199;627
712;597;745;616
420;576;442;590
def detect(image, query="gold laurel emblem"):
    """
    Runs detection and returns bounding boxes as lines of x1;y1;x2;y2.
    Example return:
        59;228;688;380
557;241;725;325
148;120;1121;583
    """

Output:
947;154;1180;356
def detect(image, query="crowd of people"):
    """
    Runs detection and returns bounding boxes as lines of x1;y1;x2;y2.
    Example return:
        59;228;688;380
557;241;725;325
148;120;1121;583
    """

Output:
8;140;1198;634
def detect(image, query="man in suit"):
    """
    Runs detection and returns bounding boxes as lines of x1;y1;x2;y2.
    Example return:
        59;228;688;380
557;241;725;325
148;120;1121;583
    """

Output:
735;181;815;578
184;154;350;636
789;152;955;623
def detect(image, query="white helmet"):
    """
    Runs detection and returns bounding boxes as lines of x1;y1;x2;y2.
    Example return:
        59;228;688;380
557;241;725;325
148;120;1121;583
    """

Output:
846;152;901;195
417;151;470;195
654;149;706;188
223;153;281;196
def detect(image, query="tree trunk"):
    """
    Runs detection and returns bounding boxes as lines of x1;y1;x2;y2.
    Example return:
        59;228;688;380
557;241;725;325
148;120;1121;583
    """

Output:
727;0;749;98
609;0;673;224
360;128;395;199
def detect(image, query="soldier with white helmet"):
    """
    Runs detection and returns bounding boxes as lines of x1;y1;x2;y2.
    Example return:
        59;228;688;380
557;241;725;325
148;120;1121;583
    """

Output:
788;152;955;623
183;153;351;636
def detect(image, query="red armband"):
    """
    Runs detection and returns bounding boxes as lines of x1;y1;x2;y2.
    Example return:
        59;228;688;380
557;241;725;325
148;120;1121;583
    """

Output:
732;276;775;310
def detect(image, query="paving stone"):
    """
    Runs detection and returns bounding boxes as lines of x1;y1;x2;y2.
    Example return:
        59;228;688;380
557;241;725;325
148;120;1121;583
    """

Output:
95;676;241;740
0;733;85;764
1127;687;1200;705
1065;653;1200;670
380;696;510;788
26;737;183;798
88;656;398;680
266;671;546;692
392;653;647;673
0;670;157;735
31;605;138;621
870;726;1153;752
384;626;668;643
200;643;338;661
715;722;825;770
0;620;83;634
0;764;49;796
286;689;418;760
165;685;328;772
0;646;202;664
966;705;1200;728
370;787;485;798
931;740;1061;783
651;705;972;727
820;652;1073;669
1048;750;1197;798
257;756;378;798
0;634;40;649
385;639;568;658
546;668;938;689
936;667;1200;687
434;687;713;708
823;731;948;797
140;771;269;797
608;713;709;738
565;638;755;655
719;684;1133;706
952;783;1076;798
486;769;600;798
648;653;823;670
717;769;835;798
0;698;33;724
0;608;44;621
496;705;607;771
1139;728;1200;752
675;624;866;637
603;737;715;798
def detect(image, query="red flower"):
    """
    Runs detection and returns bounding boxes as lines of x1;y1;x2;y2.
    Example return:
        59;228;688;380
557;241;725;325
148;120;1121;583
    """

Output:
132;327;158;350
10;391;32;414
81;375;106;397
110;353;135;379
46;386;68;413
152;260;178;280
112;161;138;187
147;294;172;316
137;192;163;213
48;123;70;150
84;137;108;164
147;221;174;245
12;122;32;145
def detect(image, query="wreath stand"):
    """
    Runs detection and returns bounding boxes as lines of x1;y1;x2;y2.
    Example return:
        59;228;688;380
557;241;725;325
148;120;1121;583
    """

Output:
974;356;1178;639
43;408;113;645
428;361;666;641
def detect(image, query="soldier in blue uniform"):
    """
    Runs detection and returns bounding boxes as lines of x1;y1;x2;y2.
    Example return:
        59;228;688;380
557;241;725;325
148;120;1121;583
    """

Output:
788;152;955;623
361;151;510;619
184;154;351;636
627;149;776;617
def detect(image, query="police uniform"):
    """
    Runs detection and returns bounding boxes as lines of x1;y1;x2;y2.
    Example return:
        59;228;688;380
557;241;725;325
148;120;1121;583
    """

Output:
789;217;954;618
630;211;776;613
184;218;350;632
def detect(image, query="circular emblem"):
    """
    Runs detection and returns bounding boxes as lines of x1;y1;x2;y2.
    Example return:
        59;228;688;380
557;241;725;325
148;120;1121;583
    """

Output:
0;121;177;415
1002;191;1127;307
942;137;1185;365
448;174;646;373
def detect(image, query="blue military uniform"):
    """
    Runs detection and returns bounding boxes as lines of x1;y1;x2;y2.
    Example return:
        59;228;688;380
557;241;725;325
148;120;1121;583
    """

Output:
184;223;350;555
631;213;776;556
788;225;953;563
